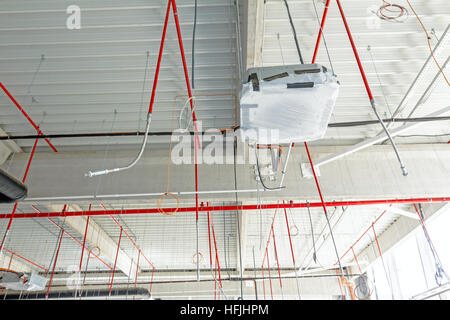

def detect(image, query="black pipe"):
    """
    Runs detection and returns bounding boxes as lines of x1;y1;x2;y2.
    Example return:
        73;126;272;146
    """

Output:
1;116;448;142
3;287;151;300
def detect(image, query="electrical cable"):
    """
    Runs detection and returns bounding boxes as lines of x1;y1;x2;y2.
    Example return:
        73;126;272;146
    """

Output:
414;204;450;286
157;96;181;216
254;145;285;191
406;0;449;87
233;137;244;299
375;1;408;23
311;0;335;74
282;0;304;64
367;45;394;118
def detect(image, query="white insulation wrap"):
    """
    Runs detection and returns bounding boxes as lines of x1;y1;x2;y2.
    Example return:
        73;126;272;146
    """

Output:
240;64;339;144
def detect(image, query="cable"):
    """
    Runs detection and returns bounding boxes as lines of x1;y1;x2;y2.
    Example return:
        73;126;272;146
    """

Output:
406;0;449;87
414;204;450;286
374;1;408;23
234;137;244;299
254;146;285;191
157;97;181;216
311;0;335;74
191;0;198;89
282;0;304;64
367;45;394;118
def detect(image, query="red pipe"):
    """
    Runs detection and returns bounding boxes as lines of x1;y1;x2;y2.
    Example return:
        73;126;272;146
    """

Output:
4;197;450;219
261;258;266;300
311;0;331;64
109;227;123;296
79;204;91;272
102;204;155;269
0;82;57;152
266;246;273;300
46;229;64;298
335;0;374;101
283;204;296;266
351;247;362;274
0;138;39;252
211;223;222;287
8;253;14;269
171;0;200;221
150;266;155;295
335;207;389;264
271;225;283;289
148;1;172;114
207;203;213;267
3;248;48;273
46;217;112;270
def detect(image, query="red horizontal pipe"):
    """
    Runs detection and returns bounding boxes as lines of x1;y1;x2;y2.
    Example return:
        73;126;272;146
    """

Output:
0;82;57;152
4;197;450;219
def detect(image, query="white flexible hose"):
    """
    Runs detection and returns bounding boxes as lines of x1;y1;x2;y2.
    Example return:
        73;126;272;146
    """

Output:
85;114;153;177
178;96;196;131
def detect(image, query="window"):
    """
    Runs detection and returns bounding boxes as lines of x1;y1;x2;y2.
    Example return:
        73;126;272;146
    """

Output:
367;204;450;300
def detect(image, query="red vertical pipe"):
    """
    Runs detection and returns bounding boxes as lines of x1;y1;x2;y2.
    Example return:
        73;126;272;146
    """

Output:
335;0;374;101
261;257;266;300
214;256;217;300
266;246;273;300
207;203;212;267
171;0;200;221
351;247;363;274
46;230;64;298
150;266;155;295
79;204;91;272
148;0;172;114
211;224;222;287
0;137;39;252
109;227;123;295
283;206;296;266
371;223;391;291
8;253;14;269
135;251;140;288
311;0;331;64
271;225;282;288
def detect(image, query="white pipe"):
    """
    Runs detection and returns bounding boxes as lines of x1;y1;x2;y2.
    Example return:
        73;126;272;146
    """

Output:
314;105;450;168
23;188;280;202
85;114;152;177
279;142;293;187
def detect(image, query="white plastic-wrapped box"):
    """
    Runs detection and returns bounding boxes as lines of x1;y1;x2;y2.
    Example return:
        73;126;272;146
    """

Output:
240;64;339;144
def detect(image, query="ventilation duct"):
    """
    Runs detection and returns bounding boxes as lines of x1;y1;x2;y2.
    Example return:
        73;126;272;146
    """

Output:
0;168;27;203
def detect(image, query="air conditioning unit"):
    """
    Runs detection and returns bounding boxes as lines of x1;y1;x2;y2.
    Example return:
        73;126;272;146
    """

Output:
239;64;339;145
0;270;47;291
